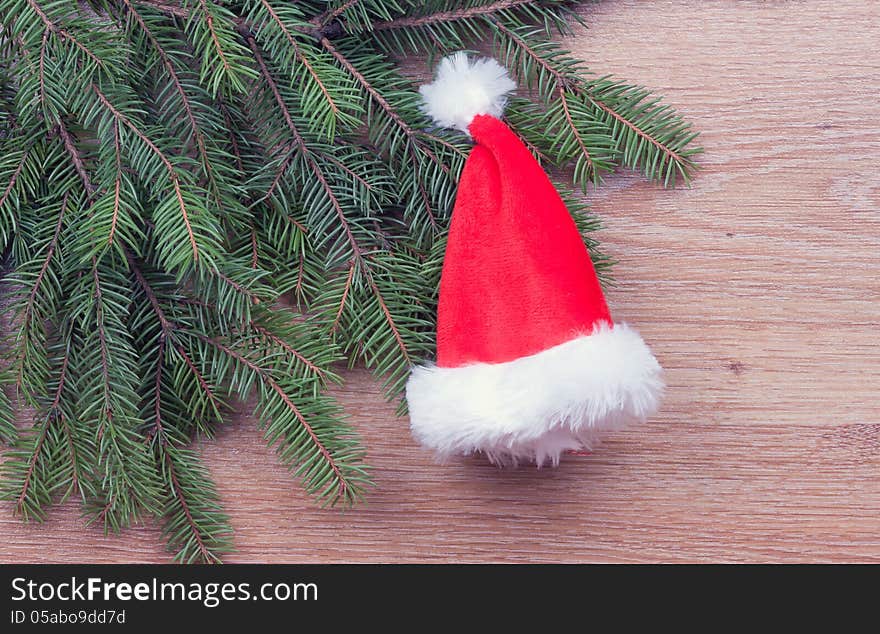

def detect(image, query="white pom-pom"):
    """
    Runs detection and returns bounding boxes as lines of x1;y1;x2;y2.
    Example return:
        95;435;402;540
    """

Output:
419;52;516;134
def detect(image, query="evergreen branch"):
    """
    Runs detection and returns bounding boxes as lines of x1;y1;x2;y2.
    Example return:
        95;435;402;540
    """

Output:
174;343;222;414
56;352;81;497
24;0;106;69
0;375;16;444
91;84;200;262
216;270;261;302
148;341;166;442
244;32;296;134
492;22;694;185
245;32;365;263
158;445;231;563
198;0;232;74
371;0;535;31
218;100;245;175
75;255;161;528
38;29;48;109
559;88;595;172
23;196;66;337
146;342;226;563
162;446;219;563
128;250;175;335
127;251;224;420
122;0;217;186
57;121;97;196
0;151;28;211
90;260;114;435
250;323;327;380
330;261;355;333
319;36;447;178
12;410;51;518
321;0;363;26
257;1;342;118
110;122;122;245
492;22;604;178
17;193;68;391
366;270;411;364
590;92;686;165
193;333;353;502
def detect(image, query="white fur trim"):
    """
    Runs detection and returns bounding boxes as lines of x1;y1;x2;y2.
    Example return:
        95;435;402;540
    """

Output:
406;323;663;466
419;52;516;134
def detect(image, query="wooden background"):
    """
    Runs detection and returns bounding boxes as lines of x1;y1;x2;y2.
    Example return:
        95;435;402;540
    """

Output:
2;0;879;563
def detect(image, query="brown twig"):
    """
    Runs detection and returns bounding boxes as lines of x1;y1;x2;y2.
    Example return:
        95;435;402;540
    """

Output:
164;449;218;563
0;151;28;210
127;250;174;335
366;273;411;364
109;122;122;245
330;261;355;332
57;120;98;196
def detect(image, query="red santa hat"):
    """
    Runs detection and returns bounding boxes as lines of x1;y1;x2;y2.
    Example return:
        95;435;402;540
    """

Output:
406;53;663;466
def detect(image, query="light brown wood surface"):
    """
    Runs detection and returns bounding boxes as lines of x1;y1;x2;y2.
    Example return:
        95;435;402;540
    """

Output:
2;0;879;564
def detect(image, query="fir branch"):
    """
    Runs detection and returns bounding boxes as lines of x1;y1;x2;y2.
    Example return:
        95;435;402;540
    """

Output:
330;261;355;333
319;36;447;177
128;250;175;336
321;0;363;25
91;84;200;262
122;0;217;189
24;0;107;69
371;0;537;31
127;251;225;422
23;197;66;338
198;0;233;73
16;192;68;393
250;323;328;380
366;271;411;365
109;122;122;246
38;29;49;110
173;343;223;414
257;1;343;118
0;376;16;445
11;409;51;519
193;333;362;504
245;31;367;263
161;446;223;563
57;121;97;197
493;22;695;185
0;151;28;211
55;350;82;498
146;340;229;563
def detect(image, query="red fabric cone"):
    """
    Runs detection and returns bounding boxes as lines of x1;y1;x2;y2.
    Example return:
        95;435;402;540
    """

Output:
437;114;612;368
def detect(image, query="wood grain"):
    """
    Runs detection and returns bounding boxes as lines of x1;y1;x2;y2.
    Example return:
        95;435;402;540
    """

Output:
2;0;879;563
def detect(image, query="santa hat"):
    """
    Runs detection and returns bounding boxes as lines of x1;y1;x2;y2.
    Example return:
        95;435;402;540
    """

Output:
406;53;663;466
